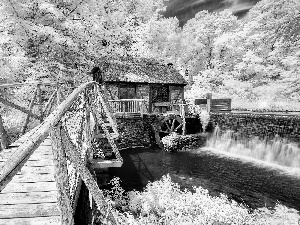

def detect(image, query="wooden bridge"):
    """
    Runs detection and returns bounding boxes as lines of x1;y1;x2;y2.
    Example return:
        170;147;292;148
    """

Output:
0;82;123;224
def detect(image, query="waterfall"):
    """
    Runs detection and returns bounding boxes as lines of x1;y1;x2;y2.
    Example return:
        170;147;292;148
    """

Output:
206;127;300;168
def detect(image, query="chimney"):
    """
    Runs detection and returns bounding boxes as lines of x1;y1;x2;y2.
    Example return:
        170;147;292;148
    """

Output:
185;69;193;83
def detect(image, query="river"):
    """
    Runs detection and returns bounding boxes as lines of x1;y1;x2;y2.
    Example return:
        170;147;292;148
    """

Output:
105;133;300;212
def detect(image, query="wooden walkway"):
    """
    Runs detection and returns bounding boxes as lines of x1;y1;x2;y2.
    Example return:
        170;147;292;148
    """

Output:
0;138;61;225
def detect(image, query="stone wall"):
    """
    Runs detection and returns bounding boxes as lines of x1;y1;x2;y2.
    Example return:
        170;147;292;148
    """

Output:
210;113;300;143
115;116;152;149
93;115;159;158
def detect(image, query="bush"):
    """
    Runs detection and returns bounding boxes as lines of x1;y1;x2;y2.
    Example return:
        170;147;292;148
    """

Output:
161;133;207;152
100;175;300;225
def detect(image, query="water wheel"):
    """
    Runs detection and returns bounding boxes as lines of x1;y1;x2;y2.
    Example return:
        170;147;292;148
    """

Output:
153;113;184;148
158;114;183;135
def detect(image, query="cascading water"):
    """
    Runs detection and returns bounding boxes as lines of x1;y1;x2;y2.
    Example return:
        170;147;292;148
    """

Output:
206;126;300;168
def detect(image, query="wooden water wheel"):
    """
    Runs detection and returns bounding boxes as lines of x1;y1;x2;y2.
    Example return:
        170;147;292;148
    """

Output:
152;113;184;148
158;114;183;135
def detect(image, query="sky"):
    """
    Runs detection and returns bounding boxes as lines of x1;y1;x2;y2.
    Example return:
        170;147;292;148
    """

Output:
162;0;262;26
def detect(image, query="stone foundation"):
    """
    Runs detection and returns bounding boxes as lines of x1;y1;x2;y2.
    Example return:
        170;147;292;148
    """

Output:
93;114;159;158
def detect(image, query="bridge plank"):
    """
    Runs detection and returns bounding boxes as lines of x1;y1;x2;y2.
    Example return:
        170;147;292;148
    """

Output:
0;216;61;225
1;181;57;193
0;203;60;218
0;159;55;167
5;172;55;183
0;191;57;204
15;166;55;175
92;159;123;169
0;138;61;224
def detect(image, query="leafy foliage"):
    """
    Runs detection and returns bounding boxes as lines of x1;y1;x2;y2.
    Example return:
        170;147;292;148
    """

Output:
101;175;300;224
0;0;167;85
130;0;300;109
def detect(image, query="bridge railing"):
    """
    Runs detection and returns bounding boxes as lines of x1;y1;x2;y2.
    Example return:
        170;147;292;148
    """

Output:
0;81;121;224
0;81;67;148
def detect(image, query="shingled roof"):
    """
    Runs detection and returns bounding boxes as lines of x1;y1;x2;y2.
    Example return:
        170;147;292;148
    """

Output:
97;57;187;85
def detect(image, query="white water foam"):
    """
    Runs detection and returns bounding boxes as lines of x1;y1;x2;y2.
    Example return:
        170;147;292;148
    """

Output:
202;127;300;176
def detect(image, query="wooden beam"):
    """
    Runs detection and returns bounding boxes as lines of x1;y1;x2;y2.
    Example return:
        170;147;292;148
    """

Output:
91;159;123;169
153;102;171;107
206;93;212;113
149;84;152;113
0;97;41;121
37;84;43;122
21;87;38;134
195;99;207;105
43;91;57;117
0;82;61;89
56;84;61;105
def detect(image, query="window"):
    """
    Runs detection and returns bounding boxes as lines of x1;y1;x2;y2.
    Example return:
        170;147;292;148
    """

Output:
119;84;136;99
151;85;169;103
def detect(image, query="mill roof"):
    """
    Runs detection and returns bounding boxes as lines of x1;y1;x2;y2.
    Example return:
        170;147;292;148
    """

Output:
97;57;187;85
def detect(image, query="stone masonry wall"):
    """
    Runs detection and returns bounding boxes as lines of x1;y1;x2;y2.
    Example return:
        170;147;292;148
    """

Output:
93;115;159;158
116;116;151;149
210;113;300;143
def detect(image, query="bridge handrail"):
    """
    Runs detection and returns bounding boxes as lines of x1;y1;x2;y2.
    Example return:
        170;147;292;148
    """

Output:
0;81;121;224
0;81;64;88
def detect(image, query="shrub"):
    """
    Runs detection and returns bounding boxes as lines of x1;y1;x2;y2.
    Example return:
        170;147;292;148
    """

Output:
161;133;207;152
100;175;300;225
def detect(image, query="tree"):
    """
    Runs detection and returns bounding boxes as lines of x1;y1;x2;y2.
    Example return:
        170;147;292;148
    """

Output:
180;10;238;79
0;0;167;86
130;16;181;63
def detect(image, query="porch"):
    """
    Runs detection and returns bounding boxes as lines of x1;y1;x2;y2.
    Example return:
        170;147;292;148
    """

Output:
106;99;188;117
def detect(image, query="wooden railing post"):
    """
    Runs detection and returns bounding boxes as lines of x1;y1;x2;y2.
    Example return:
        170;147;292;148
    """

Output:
50;125;74;225
56;83;61;105
37;84;43;122
85;101;93;162
206;93;212;113
22;87;38;134
43;91;57;117
0;114;8;150
180;104;186;135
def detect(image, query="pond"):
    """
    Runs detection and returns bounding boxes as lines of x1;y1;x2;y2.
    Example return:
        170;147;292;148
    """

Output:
102;132;300;212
